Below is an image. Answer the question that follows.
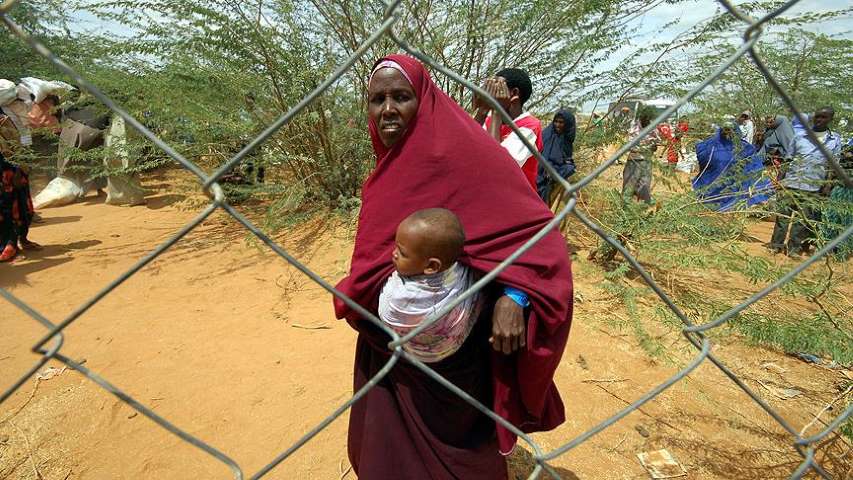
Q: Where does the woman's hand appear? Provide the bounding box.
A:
[490,295,526,354]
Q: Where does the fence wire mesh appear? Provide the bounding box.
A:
[2,0,852,478]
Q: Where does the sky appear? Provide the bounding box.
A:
[625,0,852,61]
[655,0,851,35]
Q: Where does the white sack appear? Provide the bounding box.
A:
[0,79,16,106]
[33,177,86,209]
[18,77,74,103]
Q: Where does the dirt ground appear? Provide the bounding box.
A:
[1,170,851,479]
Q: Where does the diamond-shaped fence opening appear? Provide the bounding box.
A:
[1,0,851,478]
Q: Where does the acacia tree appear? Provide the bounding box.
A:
[683,29,853,125]
[65,0,375,205]
[575,2,852,124]
[52,0,694,206]
[11,0,849,208]
[307,0,685,111]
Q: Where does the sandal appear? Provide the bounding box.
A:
[0,244,17,262]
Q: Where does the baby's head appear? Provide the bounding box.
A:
[392,208,465,277]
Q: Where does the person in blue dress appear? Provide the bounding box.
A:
[693,122,772,212]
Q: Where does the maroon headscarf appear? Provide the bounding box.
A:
[334,54,573,453]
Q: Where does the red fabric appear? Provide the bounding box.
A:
[522,158,537,187]
[673,120,689,165]
[484,114,543,190]
[27,99,59,131]
[334,54,573,454]
[657,123,679,164]
[657,123,673,141]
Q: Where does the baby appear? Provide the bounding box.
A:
[378,208,482,363]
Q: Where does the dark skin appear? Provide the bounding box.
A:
[471,77,528,353]
[477,79,527,353]
[765,115,777,129]
[367,68,420,148]
[491,295,527,354]
[553,116,566,134]
[473,76,522,143]
[392,219,444,277]
[812,109,834,132]
[372,69,526,354]
[813,108,837,194]
[634,116,660,153]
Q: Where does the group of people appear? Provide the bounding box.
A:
[0,78,61,261]
[469,69,578,205]
[615,105,851,259]
[695,108,850,258]
[0,77,147,262]
[334,55,853,478]
[0,53,849,479]
[761,108,849,257]
[692,117,771,212]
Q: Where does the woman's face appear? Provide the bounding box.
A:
[368,68,419,148]
[721,126,733,140]
[552,116,565,134]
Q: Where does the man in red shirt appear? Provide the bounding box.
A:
[474,68,543,190]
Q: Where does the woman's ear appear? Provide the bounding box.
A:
[423,258,443,275]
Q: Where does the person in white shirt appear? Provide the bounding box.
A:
[769,107,843,256]
[737,111,755,145]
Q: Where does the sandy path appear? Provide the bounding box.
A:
[1,173,850,479]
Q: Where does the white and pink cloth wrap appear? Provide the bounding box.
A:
[369,60,414,87]
[378,262,482,363]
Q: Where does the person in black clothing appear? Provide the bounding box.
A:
[240,93,265,184]
[0,152,37,261]
[536,108,576,203]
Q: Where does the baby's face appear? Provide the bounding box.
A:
[392,220,432,277]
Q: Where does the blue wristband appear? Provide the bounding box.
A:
[503,286,530,308]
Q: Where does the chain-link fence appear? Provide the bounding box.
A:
[2,0,852,478]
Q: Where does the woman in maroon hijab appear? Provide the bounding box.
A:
[334,54,573,479]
